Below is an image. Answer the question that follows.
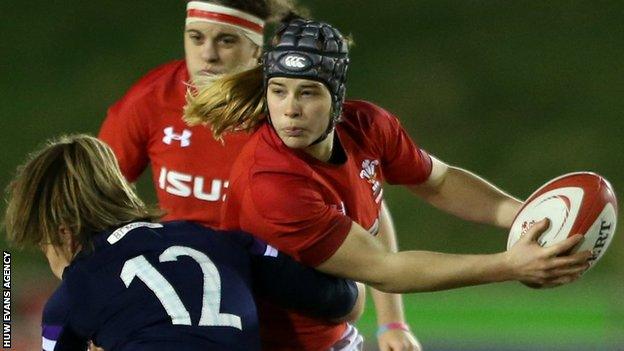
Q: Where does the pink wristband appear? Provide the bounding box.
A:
[376,322,410,338]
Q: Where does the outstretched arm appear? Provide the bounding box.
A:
[317,219,591,293]
[410,163,523,228]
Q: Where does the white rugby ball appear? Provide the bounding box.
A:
[507,172,618,270]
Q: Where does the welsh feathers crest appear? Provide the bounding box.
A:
[359,159,383,203]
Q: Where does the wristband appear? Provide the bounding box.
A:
[376,322,410,338]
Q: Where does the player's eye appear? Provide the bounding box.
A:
[187,32,203,44]
[300,89,318,98]
[270,88,285,96]
[218,35,239,46]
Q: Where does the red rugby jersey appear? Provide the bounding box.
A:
[222,100,434,350]
[99,60,250,227]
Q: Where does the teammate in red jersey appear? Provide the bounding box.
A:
[99,2,421,350]
[98,0,281,227]
[184,18,593,351]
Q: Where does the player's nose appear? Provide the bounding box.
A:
[283,96,301,118]
[200,41,219,63]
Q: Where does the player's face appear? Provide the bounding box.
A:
[184,22,260,86]
[267,77,333,150]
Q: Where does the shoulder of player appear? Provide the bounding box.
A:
[147,221,252,252]
[255,125,315,176]
[42,280,73,324]
[341,99,399,131]
[110,60,187,111]
[231,125,315,181]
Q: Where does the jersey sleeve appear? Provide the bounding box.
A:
[241,172,352,267]
[98,96,150,182]
[372,105,433,185]
[41,281,89,351]
[249,245,358,320]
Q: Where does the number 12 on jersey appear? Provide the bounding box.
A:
[120,245,242,329]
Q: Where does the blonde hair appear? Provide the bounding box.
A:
[183,28,354,140]
[184,66,266,139]
[3,134,161,249]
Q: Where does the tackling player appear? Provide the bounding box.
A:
[99,1,420,349]
[3,135,361,351]
[184,18,593,350]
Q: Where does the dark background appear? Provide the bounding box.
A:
[1,1,622,350]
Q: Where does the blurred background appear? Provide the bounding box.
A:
[1,1,622,350]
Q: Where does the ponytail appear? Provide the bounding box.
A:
[183,66,266,139]
[267,1,309,24]
[182,1,312,139]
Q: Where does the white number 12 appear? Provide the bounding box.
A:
[120,245,242,330]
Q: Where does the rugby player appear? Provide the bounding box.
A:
[99,2,420,349]
[184,18,593,351]
[3,135,361,351]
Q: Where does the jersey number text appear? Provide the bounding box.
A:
[120,245,242,329]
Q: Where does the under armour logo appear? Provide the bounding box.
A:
[280,54,311,71]
[162,126,192,147]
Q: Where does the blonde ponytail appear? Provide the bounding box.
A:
[184,66,266,140]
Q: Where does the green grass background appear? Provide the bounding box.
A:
[1,1,622,349]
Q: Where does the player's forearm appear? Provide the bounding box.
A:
[369,201,406,324]
[251,252,359,320]
[369,288,406,324]
[370,250,511,293]
[316,223,521,293]
[319,220,588,294]
[319,222,513,294]
[410,166,522,228]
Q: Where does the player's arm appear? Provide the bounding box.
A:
[250,247,364,322]
[408,159,523,228]
[43,325,90,351]
[316,219,591,293]
[372,105,521,229]
[368,202,422,349]
[42,283,90,351]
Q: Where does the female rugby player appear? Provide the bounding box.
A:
[184,18,592,351]
[99,2,420,349]
[3,135,361,351]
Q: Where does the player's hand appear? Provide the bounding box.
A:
[377,329,422,351]
[505,219,591,288]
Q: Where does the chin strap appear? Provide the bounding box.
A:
[307,114,337,147]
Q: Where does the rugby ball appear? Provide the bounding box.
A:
[507,172,618,270]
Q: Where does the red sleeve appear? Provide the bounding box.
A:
[240,172,352,267]
[373,106,433,185]
[98,97,150,182]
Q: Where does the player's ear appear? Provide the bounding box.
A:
[58,225,81,257]
[58,224,72,241]
[253,44,262,60]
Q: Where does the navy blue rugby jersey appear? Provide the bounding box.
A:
[41,221,357,351]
